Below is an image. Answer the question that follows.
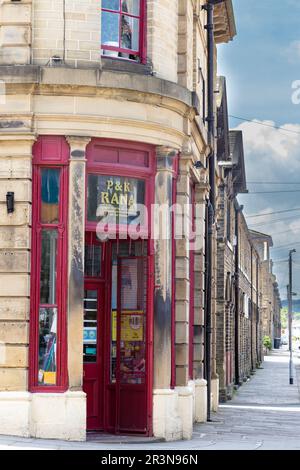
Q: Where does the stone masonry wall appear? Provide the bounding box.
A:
[32,0,101,68]
[0,0,32,65]
[0,137,35,391]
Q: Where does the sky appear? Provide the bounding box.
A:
[217,0,300,300]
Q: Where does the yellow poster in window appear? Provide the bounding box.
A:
[111,310,144,342]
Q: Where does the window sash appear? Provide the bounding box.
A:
[101,0,145,59]
[30,165,68,391]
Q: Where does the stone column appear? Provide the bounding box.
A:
[152,146,182,441]
[153,146,176,389]
[175,153,192,388]
[66,136,91,391]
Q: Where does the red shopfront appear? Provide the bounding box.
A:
[30,137,155,436]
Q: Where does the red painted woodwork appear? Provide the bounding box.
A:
[83,283,105,430]
[85,139,155,239]
[29,136,69,392]
[84,237,153,435]
[101,0,147,64]
[115,256,148,433]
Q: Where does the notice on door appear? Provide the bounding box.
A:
[111,310,144,341]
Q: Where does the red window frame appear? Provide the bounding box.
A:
[29,136,69,392]
[101,0,147,64]
[85,138,155,239]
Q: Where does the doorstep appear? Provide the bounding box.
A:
[87,432,164,445]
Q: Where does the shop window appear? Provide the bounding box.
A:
[101,0,146,62]
[83,290,98,363]
[30,136,69,391]
[87,174,146,226]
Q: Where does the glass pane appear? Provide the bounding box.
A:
[102,0,119,11]
[122,0,140,16]
[119,258,147,384]
[121,16,139,51]
[38,307,57,385]
[41,168,60,224]
[84,244,102,277]
[110,260,117,383]
[40,230,58,305]
[83,290,98,363]
[101,10,120,46]
[87,175,145,225]
[112,240,148,258]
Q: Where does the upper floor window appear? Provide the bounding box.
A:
[101,0,146,62]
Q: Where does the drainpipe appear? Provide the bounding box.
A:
[234,201,241,386]
[256,259,260,364]
[250,246,253,371]
[202,0,215,423]
[203,0,226,421]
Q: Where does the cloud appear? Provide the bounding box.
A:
[235,120,300,182]
[235,119,300,298]
[282,40,300,64]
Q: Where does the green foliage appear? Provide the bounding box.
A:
[281,308,288,329]
[263,336,272,351]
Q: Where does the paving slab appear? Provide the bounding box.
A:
[0,349,299,450]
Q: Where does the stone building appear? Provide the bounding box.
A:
[0,1,237,441]
[215,79,275,401]
[250,231,281,348]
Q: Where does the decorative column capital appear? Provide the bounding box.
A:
[156,145,178,158]
[66,136,91,160]
[195,181,210,202]
[156,146,178,173]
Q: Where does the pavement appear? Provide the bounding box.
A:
[0,348,300,450]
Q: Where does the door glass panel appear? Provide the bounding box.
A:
[41,168,60,224]
[119,258,147,384]
[40,229,58,305]
[110,260,117,383]
[84,244,102,277]
[38,307,57,385]
[83,290,98,363]
[110,242,148,384]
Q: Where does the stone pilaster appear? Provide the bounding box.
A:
[153,145,176,390]
[193,179,209,380]
[66,136,90,390]
[175,151,192,387]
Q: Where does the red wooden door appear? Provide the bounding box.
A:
[83,283,105,431]
[115,256,149,434]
